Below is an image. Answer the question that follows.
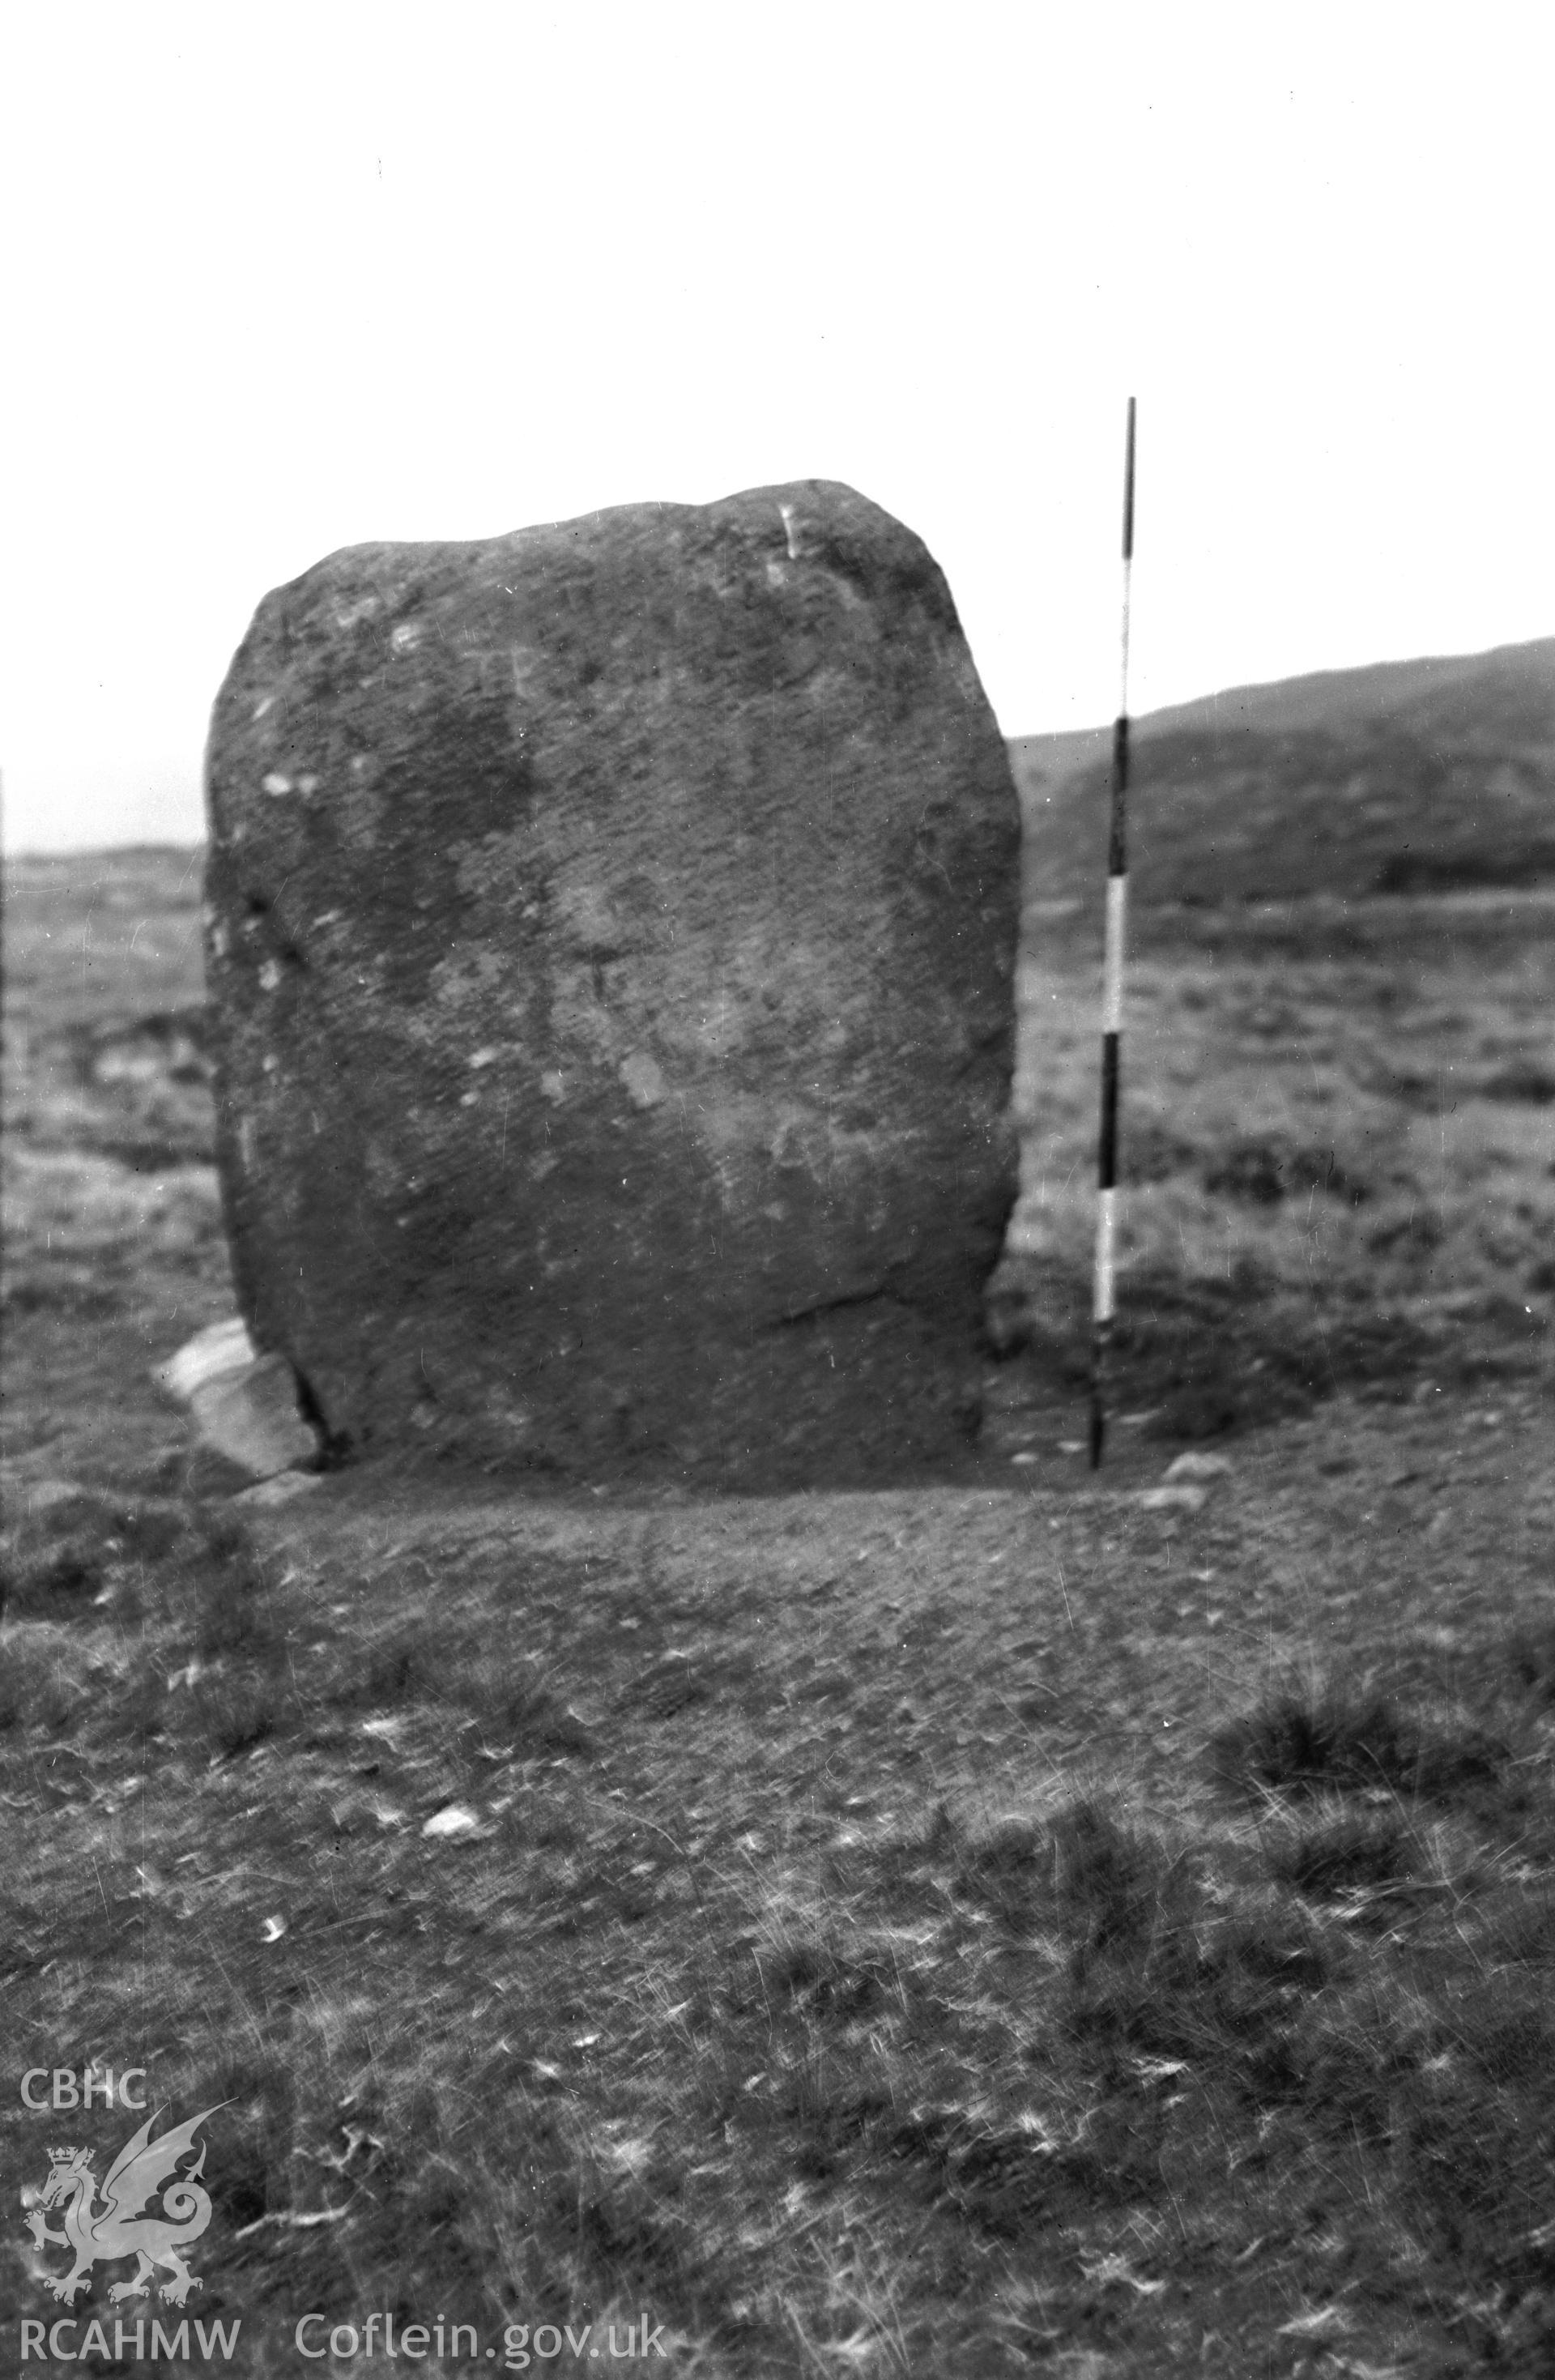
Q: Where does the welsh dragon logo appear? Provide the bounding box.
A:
[25,2105,222,2306]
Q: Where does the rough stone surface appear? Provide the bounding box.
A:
[204,481,1020,1483]
[187,1361,318,1482]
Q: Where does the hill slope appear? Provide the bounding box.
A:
[1010,636,1555,906]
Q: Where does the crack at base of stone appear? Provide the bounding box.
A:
[292,1363,352,1468]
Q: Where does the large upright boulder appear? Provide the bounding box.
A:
[204,481,1019,1484]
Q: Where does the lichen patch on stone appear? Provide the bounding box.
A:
[620,1051,666,1109]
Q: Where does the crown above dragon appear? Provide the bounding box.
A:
[47,2146,93,2169]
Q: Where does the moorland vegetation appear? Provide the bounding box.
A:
[2,643,1553,2374]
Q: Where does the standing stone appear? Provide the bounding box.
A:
[204,481,1019,1484]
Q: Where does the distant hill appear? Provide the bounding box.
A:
[1009,637,1555,906]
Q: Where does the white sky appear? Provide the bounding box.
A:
[2,2,1551,852]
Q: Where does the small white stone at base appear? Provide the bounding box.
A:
[1139,1484,1208,1513]
[234,1472,326,1508]
[1164,1451,1234,1482]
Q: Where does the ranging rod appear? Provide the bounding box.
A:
[1088,396,1136,1470]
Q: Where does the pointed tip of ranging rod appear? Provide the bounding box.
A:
[1122,397,1137,563]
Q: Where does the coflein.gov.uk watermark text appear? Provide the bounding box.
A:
[295,2313,668,2365]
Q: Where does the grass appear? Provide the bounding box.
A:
[991,893,1554,1440]
[4,802,1554,2370]
[1210,1684,1513,1806]
[4,1461,1555,2374]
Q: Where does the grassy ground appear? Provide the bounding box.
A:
[3,842,1553,2375]
[996,892,1553,1443]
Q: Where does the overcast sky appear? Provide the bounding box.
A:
[2,3,1551,852]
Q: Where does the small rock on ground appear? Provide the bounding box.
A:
[1139,1484,1209,1514]
[1163,1452,1235,1482]
[233,1472,326,1510]
[155,1318,320,1485]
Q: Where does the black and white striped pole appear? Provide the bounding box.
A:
[1089,397,1136,1470]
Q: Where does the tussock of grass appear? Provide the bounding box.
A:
[1048,1800,1191,1954]
[1210,1682,1511,1806]
[188,1670,283,1758]
[334,1611,595,1757]
[2,1530,110,1610]
[0,1485,187,1620]
[1204,1137,1370,1208]
[991,1253,1446,1440]
[0,1629,96,1730]
[762,1939,897,2025]
[1267,1808,1414,1896]
[183,1508,274,1649]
